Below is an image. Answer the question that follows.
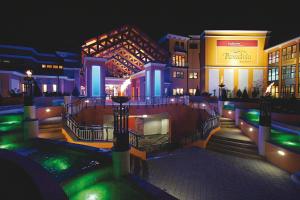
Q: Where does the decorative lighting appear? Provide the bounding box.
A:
[240,122,243,125]
[249,127,253,132]
[26,70,32,77]
[170,98,175,102]
[228,111,232,114]
[85,100,90,103]
[201,103,206,107]
[45,108,51,113]
[142,115,148,118]
[277,150,285,156]
[120,78,131,95]
[87,194,98,200]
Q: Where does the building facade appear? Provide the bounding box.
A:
[0,45,81,97]
[265,37,300,98]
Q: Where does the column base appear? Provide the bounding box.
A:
[23,119,39,139]
[112,150,130,179]
[258,125,270,156]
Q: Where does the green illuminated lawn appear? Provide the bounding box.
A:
[0,114,23,132]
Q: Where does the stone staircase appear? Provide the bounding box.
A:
[207,118,263,160]
[38,117,66,141]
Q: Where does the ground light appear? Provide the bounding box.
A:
[277,150,285,156]
[46,108,51,112]
[228,111,232,115]
[142,115,148,118]
[240,122,243,125]
[249,128,253,132]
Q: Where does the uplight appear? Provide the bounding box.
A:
[202,103,206,107]
[249,127,253,132]
[142,115,148,118]
[170,98,175,102]
[228,111,232,114]
[85,100,90,103]
[277,150,285,156]
[240,122,243,125]
[45,108,51,113]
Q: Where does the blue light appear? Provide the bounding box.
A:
[146,70,151,97]
[92,65,101,97]
[154,70,161,97]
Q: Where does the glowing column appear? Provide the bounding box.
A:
[258,97,271,156]
[84,57,106,98]
[144,63,165,102]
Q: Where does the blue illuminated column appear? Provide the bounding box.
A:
[84,57,106,97]
[144,63,165,100]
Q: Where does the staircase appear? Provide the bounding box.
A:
[207,118,263,160]
[39,117,66,141]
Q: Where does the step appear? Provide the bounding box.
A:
[39,124,62,129]
[212,135,254,145]
[209,137,257,149]
[220,125,236,128]
[207,141,258,155]
[207,145,264,160]
[220,121,235,124]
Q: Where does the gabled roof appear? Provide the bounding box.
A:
[82,25,168,77]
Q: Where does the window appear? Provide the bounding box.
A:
[292,45,297,59]
[271,85,279,98]
[22,84,25,92]
[59,65,63,69]
[43,84,47,93]
[53,84,57,92]
[283,45,297,61]
[53,65,58,69]
[282,84,295,96]
[173,88,183,95]
[46,65,52,69]
[282,65,296,80]
[173,71,184,78]
[172,54,185,67]
[189,88,196,95]
[268,51,279,64]
[42,64,46,68]
[282,48,287,61]
[180,42,184,48]
[268,67,278,81]
[189,43,198,49]
[189,72,198,79]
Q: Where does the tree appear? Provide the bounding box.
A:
[236,89,242,98]
[195,86,201,96]
[72,86,80,97]
[33,80,42,97]
[242,89,249,99]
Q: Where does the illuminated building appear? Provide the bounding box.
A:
[199,30,270,97]
[265,37,300,98]
[0,45,81,97]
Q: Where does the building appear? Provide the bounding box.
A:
[265,37,300,98]
[200,30,270,97]
[0,45,81,97]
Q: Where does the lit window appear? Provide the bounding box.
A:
[173,71,184,78]
[189,72,198,79]
[53,65,58,69]
[173,88,183,95]
[46,65,52,68]
[42,64,46,68]
[53,84,57,92]
[189,88,196,95]
[22,84,25,92]
[172,54,185,67]
[43,84,47,92]
[59,65,63,69]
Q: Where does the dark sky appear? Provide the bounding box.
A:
[1,0,299,53]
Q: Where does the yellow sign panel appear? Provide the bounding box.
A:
[216,40,258,66]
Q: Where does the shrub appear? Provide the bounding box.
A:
[236,89,242,98]
[242,89,249,99]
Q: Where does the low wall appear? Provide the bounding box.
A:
[186,127,221,149]
[36,106,63,121]
[271,112,300,125]
[239,119,258,144]
[222,110,235,120]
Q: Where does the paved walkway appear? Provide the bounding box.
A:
[214,128,251,142]
[146,148,300,200]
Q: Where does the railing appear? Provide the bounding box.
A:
[66,116,113,141]
[65,96,190,116]
[182,115,220,145]
[129,130,144,149]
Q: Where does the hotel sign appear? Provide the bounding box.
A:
[216,40,258,66]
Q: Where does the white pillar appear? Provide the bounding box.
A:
[218,100,224,116]
[23,105,39,139]
[112,150,130,179]
[258,125,270,156]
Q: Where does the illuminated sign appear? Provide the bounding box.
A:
[216,40,258,66]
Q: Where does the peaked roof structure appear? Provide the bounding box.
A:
[82,25,168,77]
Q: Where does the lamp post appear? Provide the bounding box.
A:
[111,96,130,178]
[23,70,39,139]
[217,82,225,116]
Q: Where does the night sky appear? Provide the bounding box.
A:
[1,0,299,53]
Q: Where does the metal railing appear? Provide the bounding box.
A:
[66,116,113,141]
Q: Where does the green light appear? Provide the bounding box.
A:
[0,114,23,132]
[41,156,71,172]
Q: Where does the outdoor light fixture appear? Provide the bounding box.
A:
[85,100,89,103]
[249,127,253,132]
[202,103,206,107]
[46,108,51,112]
[228,111,232,114]
[142,114,148,118]
[240,122,243,125]
[170,98,175,102]
[26,70,32,78]
[277,150,285,156]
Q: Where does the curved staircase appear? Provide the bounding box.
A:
[207,118,263,160]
